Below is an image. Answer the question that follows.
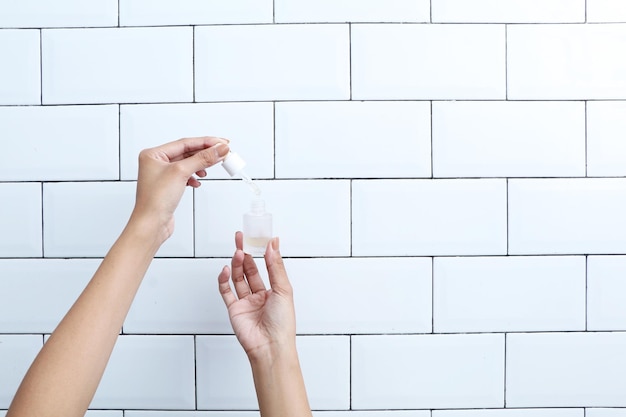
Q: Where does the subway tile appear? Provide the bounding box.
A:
[507,332,626,407]
[432,0,585,22]
[0,259,98,333]
[120,103,273,180]
[587,101,626,177]
[85,412,123,417]
[587,410,626,417]
[120,0,272,25]
[196,336,350,410]
[316,413,430,417]
[0,0,117,27]
[508,24,626,99]
[89,335,195,409]
[0,105,119,181]
[42,27,193,104]
[433,256,586,333]
[434,410,583,417]
[285,257,432,334]
[0,29,40,105]
[0,335,42,408]
[195,180,351,257]
[124,259,233,334]
[0,183,42,257]
[195,25,350,101]
[274,0,430,23]
[43,182,193,257]
[352,334,504,409]
[432,101,585,177]
[587,256,626,331]
[352,179,507,256]
[508,179,626,255]
[275,101,431,178]
[351,24,505,100]
[587,0,626,22]
[127,413,259,417]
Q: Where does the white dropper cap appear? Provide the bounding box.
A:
[222,152,246,177]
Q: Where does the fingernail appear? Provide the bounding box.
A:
[271,237,280,251]
[214,143,229,158]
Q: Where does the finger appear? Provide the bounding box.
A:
[235,231,243,251]
[196,169,207,178]
[177,143,230,176]
[218,265,238,307]
[157,137,229,162]
[231,249,251,299]
[265,237,292,294]
[187,177,201,188]
[243,251,266,293]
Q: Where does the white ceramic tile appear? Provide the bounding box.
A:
[587,101,626,176]
[0,335,42,408]
[127,413,259,417]
[195,25,350,101]
[0,259,98,333]
[275,0,430,23]
[587,410,626,417]
[195,180,351,257]
[432,101,585,177]
[508,24,626,99]
[352,179,507,256]
[508,179,626,255]
[0,0,117,27]
[89,335,195,409]
[196,336,350,410]
[433,256,586,333]
[42,27,193,104]
[0,29,40,105]
[285,257,432,334]
[275,101,431,178]
[43,182,193,257]
[0,183,42,257]
[588,0,626,22]
[85,412,123,417]
[120,102,273,180]
[588,256,626,330]
[432,0,584,22]
[0,105,118,181]
[507,332,626,407]
[351,24,505,100]
[434,410,583,417]
[124,259,233,334]
[120,0,272,25]
[352,334,504,409]
[317,413,430,417]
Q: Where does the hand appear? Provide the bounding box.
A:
[132,136,229,242]
[218,232,296,359]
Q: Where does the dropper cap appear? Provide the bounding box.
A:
[222,152,246,177]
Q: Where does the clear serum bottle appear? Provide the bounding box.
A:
[221,151,273,256]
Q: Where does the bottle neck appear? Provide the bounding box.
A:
[250,198,266,214]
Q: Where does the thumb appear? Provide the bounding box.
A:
[265,237,292,294]
[178,143,230,175]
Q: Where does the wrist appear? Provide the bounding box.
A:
[125,210,172,249]
[247,340,299,369]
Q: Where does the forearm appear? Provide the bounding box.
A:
[7,215,163,417]
[249,345,313,417]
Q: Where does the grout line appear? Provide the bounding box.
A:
[348,23,353,100]
[430,0,433,23]
[272,0,275,23]
[117,0,121,27]
[585,0,588,23]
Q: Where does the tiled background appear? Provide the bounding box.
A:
[1,0,626,416]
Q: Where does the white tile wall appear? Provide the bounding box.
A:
[0,105,119,181]
[507,24,626,99]
[506,332,626,407]
[352,334,504,409]
[275,101,431,178]
[0,183,42,257]
[508,179,626,255]
[432,101,585,178]
[42,27,193,104]
[3,1,626,415]
[434,256,586,333]
[119,0,273,26]
[274,0,430,23]
[194,25,350,102]
[351,24,505,100]
[0,335,43,408]
[587,101,626,177]
[0,29,40,105]
[120,103,274,180]
[431,0,585,23]
[196,336,350,410]
[352,179,507,256]
[0,0,118,28]
[587,256,626,331]
[587,0,626,22]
